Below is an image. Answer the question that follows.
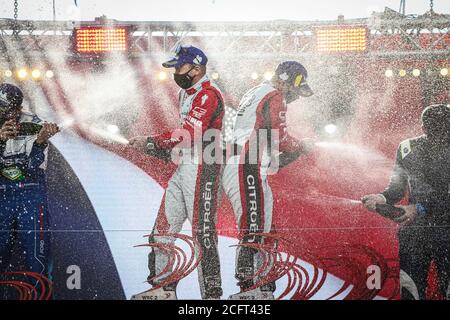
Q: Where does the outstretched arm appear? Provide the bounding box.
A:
[152,89,223,150]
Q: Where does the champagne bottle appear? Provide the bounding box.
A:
[375,204,406,220]
[17,122,43,136]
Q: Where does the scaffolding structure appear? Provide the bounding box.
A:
[0,7,449,61]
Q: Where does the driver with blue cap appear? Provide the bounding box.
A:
[162,45,209,89]
[130,45,225,300]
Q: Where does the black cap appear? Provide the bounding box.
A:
[421,104,450,140]
[0,83,23,113]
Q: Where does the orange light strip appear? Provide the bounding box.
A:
[316,27,367,52]
[75,27,128,53]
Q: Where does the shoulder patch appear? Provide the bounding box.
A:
[19,111,42,124]
[199,87,220,101]
[400,139,412,159]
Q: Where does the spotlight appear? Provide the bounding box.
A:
[211,72,219,80]
[31,69,42,80]
[412,69,421,77]
[440,68,448,76]
[324,124,338,135]
[17,68,28,80]
[263,71,273,81]
[45,70,54,78]
[251,72,259,80]
[398,69,407,77]
[106,124,120,134]
[4,70,12,78]
[385,69,393,77]
[158,71,167,81]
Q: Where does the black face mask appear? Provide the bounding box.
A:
[285,89,301,104]
[285,85,314,104]
[173,66,195,89]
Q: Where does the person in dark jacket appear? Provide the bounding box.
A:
[363,104,450,299]
[0,83,59,299]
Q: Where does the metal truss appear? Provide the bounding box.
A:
[0,7,449,61]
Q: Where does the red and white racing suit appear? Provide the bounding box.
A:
[148,75,224,299]
[222,82,301,291]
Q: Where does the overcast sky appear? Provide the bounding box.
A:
[0,0,449,21]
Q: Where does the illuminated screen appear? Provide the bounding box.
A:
[74,27,128,53]
[316,27,368,52]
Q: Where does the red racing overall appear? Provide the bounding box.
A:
[222,82,302,292]
[148,75,224,299]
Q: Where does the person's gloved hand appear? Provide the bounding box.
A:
[36,122,59,145]
[298,138,317,155]
[0,119,18,142]
[146,136,172,161]
[129,136,149,153]
[277,138,316,170]
[36,122,59,144]
[361,194,386,212]
[393,204,417,225]
[129,135,172,161]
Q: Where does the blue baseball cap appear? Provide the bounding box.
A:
[275,61,313,97]
[162,44,208,68]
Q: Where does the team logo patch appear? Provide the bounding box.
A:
[294,74,303,87]
[400,139,412,159]
[187,115,203,127]
[1,166,25,181]
[194,55,203,64]
[0,92,9,109]
[0,91,8,103]
[192,106,207,118]
[279,72,289,81]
